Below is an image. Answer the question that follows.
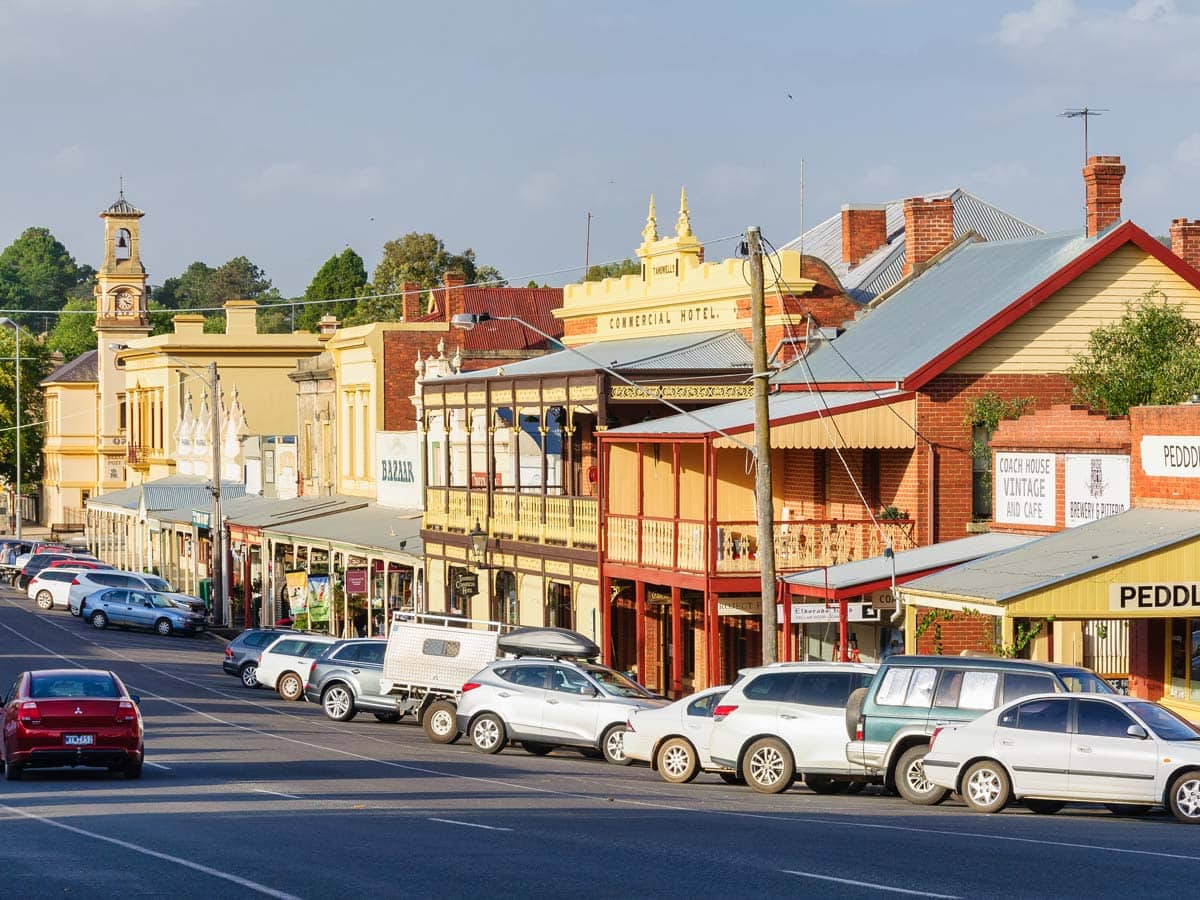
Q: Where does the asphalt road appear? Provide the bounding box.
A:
[1,591,1198,899]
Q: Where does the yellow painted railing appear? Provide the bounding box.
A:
[640,519,675,569]
[425,488,599,550]
[607,516,638,563]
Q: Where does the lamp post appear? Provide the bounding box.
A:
[0,318,22,539]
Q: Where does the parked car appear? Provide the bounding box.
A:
[624,685,737,784]
[304,639,402,722]
[255,634,340,700]
[707,662,877,794]
[923,693,1200,823]
[165,592,208,617]
[15,553,88,589]
[26,567,96,611]
[46,557,110,571]
[70,570,175,617]
[1,668,144,780]
[845,655,1114,806]
[83,589,208,636]
[222,628,297,687]
[457,657,667,763]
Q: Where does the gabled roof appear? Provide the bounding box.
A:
[87,476,248,514]
[775,221,1200,390]
[41,350,98,386]
[420,286,564,351]
[447,330,753,382]
[782,189,1042,303]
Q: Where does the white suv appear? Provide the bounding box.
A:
[256,634,339,700]
[27,567,94,611]
[69,570,174,616]
[709,662,877,794]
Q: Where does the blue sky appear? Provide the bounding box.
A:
[1,0,1198,298]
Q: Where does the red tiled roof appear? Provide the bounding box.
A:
[420,286,564,351]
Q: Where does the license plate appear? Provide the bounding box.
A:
[64,734,94,746]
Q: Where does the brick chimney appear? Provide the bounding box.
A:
[401,281,423,321]
[841,204,888,266]
[1170,218,1200,270]
[1083,155,1125,238]
[442,270,466,323]
[902,197,955,276]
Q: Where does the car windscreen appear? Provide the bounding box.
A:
[148,593,177,609]
[584,665,654,698]
[1129,701,1200,741]
[30,673,119,698]
[144,576,172,592]
[1058,671,1114,694]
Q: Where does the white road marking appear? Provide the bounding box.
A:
[253,788,303,800]
[427,817,512,832]
[144,761,171,770]
[784,870,960,898]
[0,801,302,900]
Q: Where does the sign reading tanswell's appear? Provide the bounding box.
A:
[1110,582,1200,612]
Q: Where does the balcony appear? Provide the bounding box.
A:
[424,487,599,550]
[605,515,915,574]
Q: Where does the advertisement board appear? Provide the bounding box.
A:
[1065,454,1130,527]
[993,452,1056,527]
[376,432,423,509]
[307,575,330,623]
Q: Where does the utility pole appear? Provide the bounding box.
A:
[584,212,593,276]
[747,227,778,664]
[208,361,225,626]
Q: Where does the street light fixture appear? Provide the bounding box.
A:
[468,519,489,568]
[0,317,22,539]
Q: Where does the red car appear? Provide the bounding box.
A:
[1,669,144,781]
[46,558,110,570]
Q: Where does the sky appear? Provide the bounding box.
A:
[2,0,1199,299]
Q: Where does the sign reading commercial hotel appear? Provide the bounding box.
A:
[1110,582,1200,612]
[1064,454,1130,528]
[1140,435,1200,478]
[994,452,1056,527]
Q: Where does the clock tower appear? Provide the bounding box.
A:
[95,190,152,490]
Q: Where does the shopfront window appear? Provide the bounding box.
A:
[1168,619,1200,703]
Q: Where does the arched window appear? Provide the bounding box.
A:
[114,229,132,261]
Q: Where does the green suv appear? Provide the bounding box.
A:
[845,655,1112,805]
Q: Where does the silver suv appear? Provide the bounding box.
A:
[456,658,667,764]
[303,639,401,723]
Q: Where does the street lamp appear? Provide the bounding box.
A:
[110,343,226,625]
[0,318,22,539]
[468,519,489,568]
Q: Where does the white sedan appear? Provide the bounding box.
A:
[923,693,1200,823]
[624,686,738,784]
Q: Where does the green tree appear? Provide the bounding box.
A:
[296,248,368,330]
[1069,289,1200,415]
[0,328,51,486]
[585,258,640,282]
[0,227,91,325]
[153,256,280,331]
[46,297,96,361]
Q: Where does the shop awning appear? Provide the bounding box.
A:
[784,533,1035,600]
[898,509,1200,618]
[262,502,424,566]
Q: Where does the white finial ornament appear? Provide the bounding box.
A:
[676,185,693,238]
[642,194,659,243]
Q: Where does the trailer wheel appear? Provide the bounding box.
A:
[423,700,460,744]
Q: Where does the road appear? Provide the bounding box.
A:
[0,590,1197,899]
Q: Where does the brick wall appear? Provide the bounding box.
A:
[564,316,597,337]
[913,606,996,656]
[1129,404,1200,509]
[1083,155,1125,238]
[903,197,954,276]
[382,331,449,431]
[1171,219,1200,271]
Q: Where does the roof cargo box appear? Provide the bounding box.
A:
[498,627,600,660]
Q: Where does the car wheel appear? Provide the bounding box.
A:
[1024,799,1066,815]
[718,772,745,785]
[1105,803,1151,817]
[423,700,460,744]
[69,605,80,617]
[522,742,555,756]
[124,759,143,780]
[5,761,22,781]
[743,738,795,794]
[239,663,259,688]
[601,724,632,766]
[961,759,1011,814]
[90,611,108,630]
[805,774,851,795]
[470,713,506,754]
[656,737,699,784]
[277,672,304,702]
[155,618,172,637]
[35,590,53,610]
[1169,771,1200,824]
[895,745,948,806]
[321,684,357,722]
[373,711,401,723]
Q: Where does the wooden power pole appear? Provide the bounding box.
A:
[747,227,778,664]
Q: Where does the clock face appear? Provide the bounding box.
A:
[115,292,135,314]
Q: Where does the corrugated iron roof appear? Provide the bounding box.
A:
[103,192,143,216]
[262,502,424,559]
[774,228,1094,386]
[782,189,1043,303]
[783,533,1036,592]
[418,286,564,351]
[41,350,98,386]
[899,508,1200,603]
[87,476,249,513]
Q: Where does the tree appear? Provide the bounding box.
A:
[0,227,91,325]
[1069,289,1200,415]
[46,297,96,361]
[296,248,368,331]
[0,328,51,487]
[153,256,280,331]
[585,258,640,282]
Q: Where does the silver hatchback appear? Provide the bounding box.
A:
[456,658,667,764]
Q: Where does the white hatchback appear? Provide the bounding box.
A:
[923,693,1200,823]
[624,685,736,784]
[709,662,878,794]
[27,567,93,611]
[256,634,339,701]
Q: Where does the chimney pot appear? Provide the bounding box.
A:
[443,270,467,324]
[902,197,955,277]
[401,282,423,321]
[841,204,889,266]
[1083,155,1125,238]
[1171,217,1200,271]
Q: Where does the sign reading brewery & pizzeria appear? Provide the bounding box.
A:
[994,452,1056,527]
[1064,454,1130,527]
[1140,435,1200,478]
[1110,582,1200,612]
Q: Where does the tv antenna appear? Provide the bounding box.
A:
[1059,107,1108,163]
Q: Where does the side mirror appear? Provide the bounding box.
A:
[1127,724,1148,739]
[144,600,154,608]
[585,685,600,697]
[130,694,141,706]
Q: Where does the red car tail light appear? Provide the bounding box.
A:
[461,681,481,693]
[116,700,137,723]
[71,577,80,585]
[712,704,738,721]
[855,718,864,741]
[929,726,943,751]
[224,646,234,658]
[18,701,41,725]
